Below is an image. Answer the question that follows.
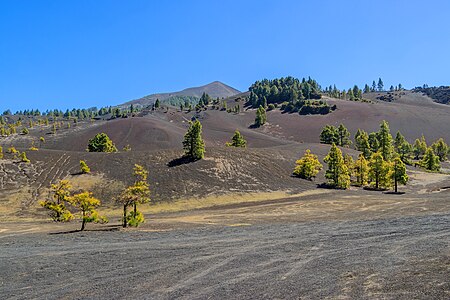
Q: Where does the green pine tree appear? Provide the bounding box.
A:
[320,125,339,145]
[353,154,369,186]
[337,124,352,147]
[431,138,448,162]
[226,130,247,147]
[355,129,371,158]
[391,156,408,193]
[183,120,205,160]
[394,131,412,163]
[324,144,350,189]
[413,135,427,159]
[368,152,392,189]
[377,120,394,161]
[368,132,380,153]
[254,106,266,127]
[420,147,440,171]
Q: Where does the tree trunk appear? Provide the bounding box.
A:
[134,203,137,215]
[81,210,86,231]
[123,204,127,228]
[394,166,398,193]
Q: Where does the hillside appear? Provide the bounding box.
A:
[122,81,241,107]
[412,86,450,105]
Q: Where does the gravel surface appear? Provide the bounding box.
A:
[1,214,449,299]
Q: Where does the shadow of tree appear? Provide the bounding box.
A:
[167,156,196,167]
[48,225,121,235]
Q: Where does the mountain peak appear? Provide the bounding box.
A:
[123,81,241,107]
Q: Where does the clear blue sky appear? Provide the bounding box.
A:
[1,0,449,112]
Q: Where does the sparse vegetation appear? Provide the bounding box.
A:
[20,151,30,163]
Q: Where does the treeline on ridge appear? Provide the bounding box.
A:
[246,76,335,115]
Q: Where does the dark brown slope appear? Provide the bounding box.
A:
[258,93,450,144]
[123,81,241,107]
[32,109,290,152]
[7,89,448,153]
[42,117,186,152]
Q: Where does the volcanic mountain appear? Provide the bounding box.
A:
[122,81,241,107]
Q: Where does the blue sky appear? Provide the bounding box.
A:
[1,0,449,112]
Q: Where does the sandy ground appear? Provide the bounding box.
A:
[1,185,449,299]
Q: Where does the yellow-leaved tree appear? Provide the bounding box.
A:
[69,191,108,231]
[40,180,73,222]
[118,164,150,227]
[293,149,322,180]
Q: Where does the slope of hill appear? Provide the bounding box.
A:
[123,81,241,107]
[412,86,450,105]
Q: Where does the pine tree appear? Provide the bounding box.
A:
[87,133,118,152]
[337,124,352,147]
[183,120,205,160]
[40,180,73,222]
[353,154,369,186]
[344,154,354,180]
[200,92,211,106]
[369,132,380,153]
[355,129,371,158]
[391,156,408,193]
[394,131,412,163]
[226,130,247,147]
[324,143,350,189]
[372,80,376,92]
[293,149,323,180]
[377,120,394,161]
[69,192,108,231]
[368,152,392,189]
[431,138,448,162]
[377,78,384,91]
[80,160,90,174]
[254,106,267,127]
[154,98,160,109]
[413,135,427,159]
[119,164,150,227]
[420,147,440,171]
[320,125,339,145]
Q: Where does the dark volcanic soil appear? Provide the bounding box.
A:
[1,213,449,299]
